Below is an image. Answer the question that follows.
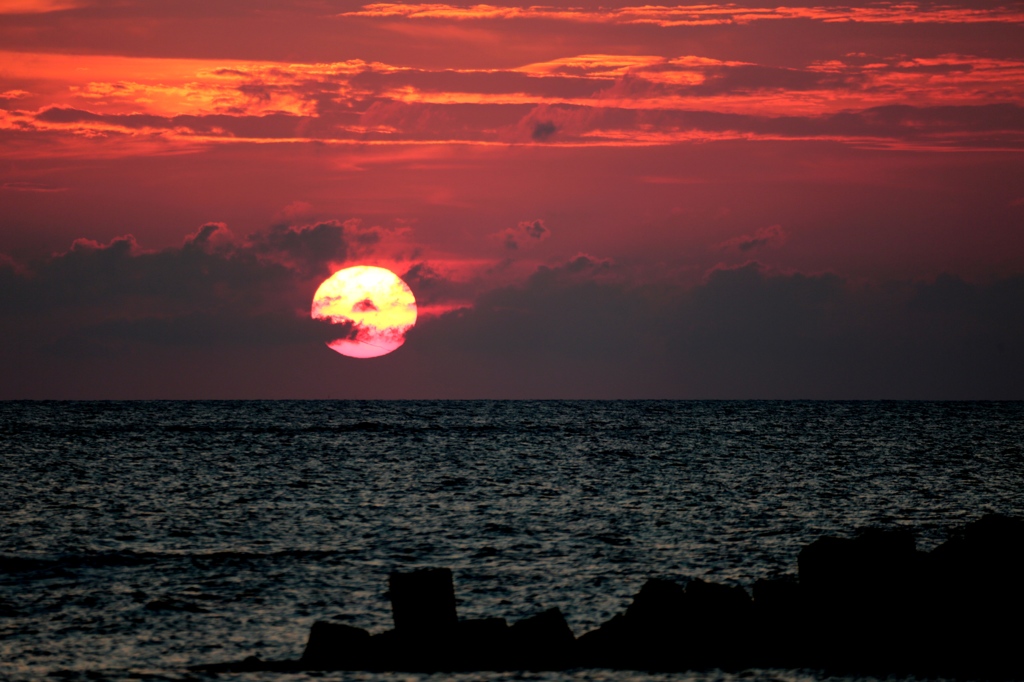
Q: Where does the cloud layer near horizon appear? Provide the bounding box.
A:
[2,227,1021,399]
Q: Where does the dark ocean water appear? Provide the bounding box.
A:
[1,400,1022,682]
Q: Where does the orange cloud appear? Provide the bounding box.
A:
[342,3,1024,26]
[0,51,401,119]
[3,48,1024,155]
[515,55,668,78]
[0,0,81,13]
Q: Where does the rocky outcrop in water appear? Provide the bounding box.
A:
[195,513,1024,678]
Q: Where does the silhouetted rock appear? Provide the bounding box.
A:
[578,578,682,669]
[193,514,1024,679]
[798,527,919,599]
[920,514,1024,679]
[301,621,370,669]
[683,578,753,669]
[364,568,465,671]
[752,575,800,616]
[797,526,925,670]
[388,567,457,634]
[624,577,687,625]
[579,577,752,671]
[508,607,575,669]
[366,618,516,672]
[454,617,509,669]
[931,513,1024,583]
[751,576,803,667]
[586,578,687,666]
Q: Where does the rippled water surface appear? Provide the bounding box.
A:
[1,401,1022,681]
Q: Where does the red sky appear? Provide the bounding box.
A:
[2,0,1023,398]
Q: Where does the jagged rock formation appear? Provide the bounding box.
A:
[194,513,1024,678]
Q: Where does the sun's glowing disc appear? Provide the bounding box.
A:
[311,266,417,358]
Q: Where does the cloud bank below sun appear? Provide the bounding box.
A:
[1,222,1022,399]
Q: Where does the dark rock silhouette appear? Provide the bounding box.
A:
[389,567,457,633]
[508,607,576,669]
[577,576,753,670]
[918,513,1024,680]
[453,617,509,670]
[193,513,1024,678]
[301,621,369,669]
[795,527,924,673]
[280,569,574,672]
[750,575,802,668]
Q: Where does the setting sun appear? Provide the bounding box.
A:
[311,266,417,358]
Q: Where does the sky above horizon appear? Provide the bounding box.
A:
[2,0,1023,398]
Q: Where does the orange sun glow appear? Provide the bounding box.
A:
[311,266,417,358]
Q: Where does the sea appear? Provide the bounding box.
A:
[1,400,1022,682]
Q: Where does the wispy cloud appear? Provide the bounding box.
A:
[1,180,67,192]
[0,0,82,14]
[718,225,788,252]
[3,48,1024,154]
[342,3,1024,26]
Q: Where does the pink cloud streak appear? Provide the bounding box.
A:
[342,3,1024,26]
